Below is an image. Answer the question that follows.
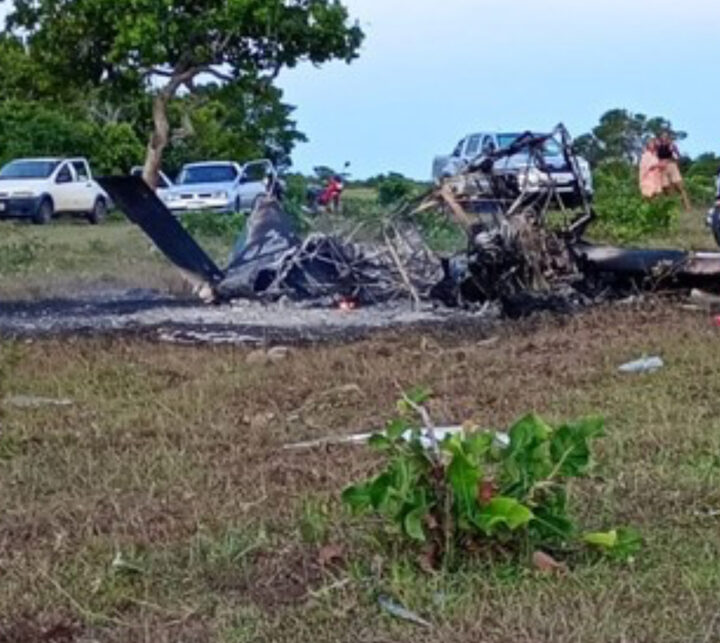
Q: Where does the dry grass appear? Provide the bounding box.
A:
[2,303,720,642]
[0,218,235,300]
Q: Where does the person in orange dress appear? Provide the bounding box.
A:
[639,138,663,199]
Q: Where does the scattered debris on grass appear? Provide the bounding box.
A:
[378,595,432,629]
[246,346,292,365]
[3,395,73,409]
[158,329,262,345]
[618,356,664,374]
[283,425,469,451]
[532,551,568,575]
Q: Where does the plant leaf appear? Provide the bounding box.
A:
[507,414,554,454]
[368,473,394,510]
[549,426,592,477]
[583,530,618,549]
[477,497,534,532]
[549,417,605,477]
[584,527,643,561]
[396,387,432,416]
[403,506,427,543]
[406,387,431,405]
[386,418,408,441]
[342,484,372,513]
[464,432,494,459]
[613,527,643,559]
[448,452,480,523]
[369,434,392,451]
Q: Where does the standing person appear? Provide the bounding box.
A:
[656,132,691,211]
[639,138,663,199]
[320,174,344,214]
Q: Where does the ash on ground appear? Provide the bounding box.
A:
[0,288,496,344]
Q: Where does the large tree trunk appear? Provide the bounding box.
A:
[142,68,198,189]
[142,92,171,190]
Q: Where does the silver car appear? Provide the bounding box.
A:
[164,159,279,214]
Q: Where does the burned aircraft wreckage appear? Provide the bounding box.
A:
[99,125,720,317]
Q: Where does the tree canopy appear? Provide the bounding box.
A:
[4,0,364,185]
[575,109,687,165]
[0,33,307,176]
[574,109,687,166]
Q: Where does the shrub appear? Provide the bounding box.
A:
[684,174,715,207]
[343,391,640,569]
[592,162,678,242]
[179,211,245,242]
[376,173,416,207]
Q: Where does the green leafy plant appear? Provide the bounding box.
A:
[582,527,643,561]
[591,161,678,242]
[180,211,245,243]
[376,173,416,207]
[343,392,639,568]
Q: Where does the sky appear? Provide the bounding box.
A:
[278,0,720,179]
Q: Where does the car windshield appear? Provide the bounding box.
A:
[0,160,59,180]
[178,165,237,185]
[542,139,563,157]
[496,134,523,149]
[496,134,564,158]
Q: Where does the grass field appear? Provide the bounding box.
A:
[0,215,240,300]
[1,207,720,642]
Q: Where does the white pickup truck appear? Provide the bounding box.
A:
[432,131,593,207]
[0,157,109,224]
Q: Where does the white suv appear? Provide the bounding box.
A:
[0,157,109,224]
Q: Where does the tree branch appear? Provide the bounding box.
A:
[141,66,174,80]
[163,66,202,96]
[203,66,235,83]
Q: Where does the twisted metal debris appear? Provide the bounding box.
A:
[100,124,720,316]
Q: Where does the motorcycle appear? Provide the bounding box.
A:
[304,162,350,215]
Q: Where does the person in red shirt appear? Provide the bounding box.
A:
[319,175,344,213]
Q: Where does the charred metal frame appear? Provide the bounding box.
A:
[99,124,720,312]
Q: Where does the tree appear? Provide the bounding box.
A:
[162,81,306,175]
[687,152,720,179]
[0,35,56,101]
[6,0,364,186]
[575,109,687,166]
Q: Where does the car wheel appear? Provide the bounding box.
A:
[33,198,53,225]
[88,198,107,225]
